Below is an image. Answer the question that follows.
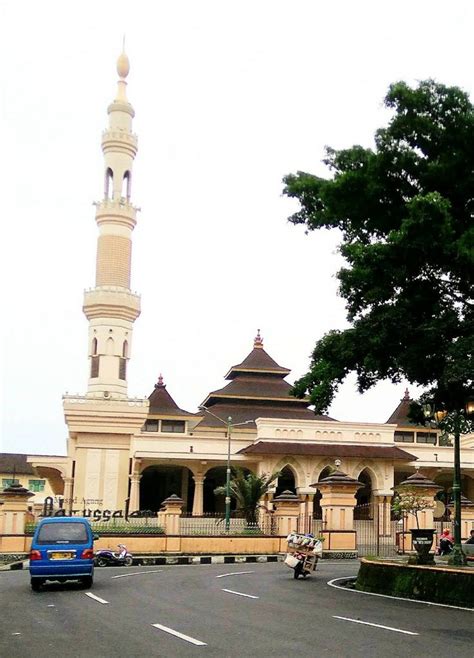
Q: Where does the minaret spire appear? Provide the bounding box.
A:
[82,49,141,398]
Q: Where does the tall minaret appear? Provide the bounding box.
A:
[83,48,141,398]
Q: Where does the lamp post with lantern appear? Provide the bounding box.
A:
[422,398,474,566]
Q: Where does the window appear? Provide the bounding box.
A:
[119,358,127,380]
[90,356,100,378]
[394,431,414,443]
[29,479,45,492]
[144,420,159,432]
[416,432,437,445]
[37,522,88,545]
[1,478,15,490]
[161,420,185,433]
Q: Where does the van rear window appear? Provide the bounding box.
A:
[37,522,89,545]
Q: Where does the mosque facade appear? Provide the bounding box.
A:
[28,52,474,524]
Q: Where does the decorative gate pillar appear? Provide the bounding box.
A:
[448,494,474,540]
[311,466,363,553]
[192,475,205,516]
[158,494,184,535]
[0,481,34,553]
[272,490,301,536]
[394,470,442,551]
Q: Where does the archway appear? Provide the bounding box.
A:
[312,466,333,519]
[354,468,373,520]
[203,466,253,514]
[139,465,194,513]
[275,465,297,496]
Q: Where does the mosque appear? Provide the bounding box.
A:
[25,50,474,523]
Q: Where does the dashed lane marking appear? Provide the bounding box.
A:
[111,570,163,579]
[215,571,255,578]
[152,623,207,646]
[333,616,419,636]
[222,588,259,599]
[85,592,109,605]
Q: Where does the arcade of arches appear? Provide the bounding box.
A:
[136,462,383,518]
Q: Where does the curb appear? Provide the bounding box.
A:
[133,554,283,566]
[0,560,26,571]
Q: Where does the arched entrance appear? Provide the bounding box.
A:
[275,465,297,496]
[140,465,195,513]
[354,468,373,520]
[313,466,333,519]
[203,466,254,514]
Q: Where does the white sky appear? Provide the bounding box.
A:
[2,0,473,456]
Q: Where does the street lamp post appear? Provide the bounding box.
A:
[198,406,252,532]
[423,401,474,567]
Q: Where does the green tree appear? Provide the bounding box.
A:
[215,468,280,525]
[283,80,473,414]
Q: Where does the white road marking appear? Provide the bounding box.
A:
[12,633,21,635]
[85,592,109,605]
[222,588,259,599]
[47,604,55,607]
[216,570,255,578]
[333,616,418,636]
[111,570,162,579]
[152,623,207,646]
[327,577,474,612]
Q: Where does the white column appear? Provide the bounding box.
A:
[129,474,142,512]
[192,476,205,516]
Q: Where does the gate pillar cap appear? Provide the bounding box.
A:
[162,493,184,505]
[273,490,300,503]
[447,493,474,509]
[311,469,363,490]
[1,480,33,498]
[395,471,442,491]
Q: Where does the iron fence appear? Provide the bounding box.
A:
[25,518,165,536]
[179,512,277,536]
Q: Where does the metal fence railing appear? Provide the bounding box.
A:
[179,513,277,536]
[25,518,165,536]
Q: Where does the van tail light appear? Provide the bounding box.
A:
[30,550,41,561]
[81,549,94,559]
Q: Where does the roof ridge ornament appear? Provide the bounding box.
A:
[155,373,164,388]
[254,329,263,349]
[403,387,410,401]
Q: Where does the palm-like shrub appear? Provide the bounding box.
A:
[214,467,281,525]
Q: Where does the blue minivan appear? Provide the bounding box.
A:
[30,517,96,591]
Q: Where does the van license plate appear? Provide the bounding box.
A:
[50,552,73,560]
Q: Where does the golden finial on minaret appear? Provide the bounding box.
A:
[116,36,130,79]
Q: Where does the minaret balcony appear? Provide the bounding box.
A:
[102,130,138,157]
[94,200,138,230]
[83,286,141,322]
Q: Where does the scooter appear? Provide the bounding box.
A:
[95,544,133,567]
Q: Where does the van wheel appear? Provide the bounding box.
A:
[124,556,133,567]
[31,578,43,592]
[81,576,93,589]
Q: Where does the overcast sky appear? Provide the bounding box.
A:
[2,1,473,456]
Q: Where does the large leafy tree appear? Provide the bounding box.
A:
[283,80,473,413]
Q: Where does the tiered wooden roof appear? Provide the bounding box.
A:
[196,331,333,428]
[386,388,420,426]
[148,374,193,417]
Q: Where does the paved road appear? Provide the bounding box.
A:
[1,561,473,657]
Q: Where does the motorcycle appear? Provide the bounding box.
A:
[95,543,133,567]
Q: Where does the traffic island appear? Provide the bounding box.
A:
[356,557,474,608]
